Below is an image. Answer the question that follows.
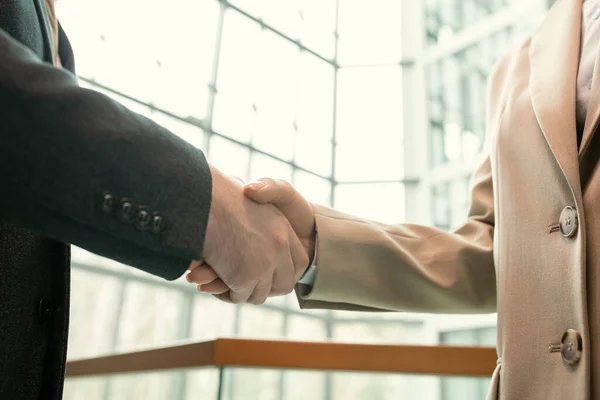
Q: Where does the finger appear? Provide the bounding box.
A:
[187,264,220,285]
[188,260,203,271]
[227,280,257,304]
[246,275,273,305]
[244,178,297,211]
[198,279,229,294]
[213,292,234,303]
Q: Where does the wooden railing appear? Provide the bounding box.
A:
[66,339,497,378]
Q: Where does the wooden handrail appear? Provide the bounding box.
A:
[66,339,497,378]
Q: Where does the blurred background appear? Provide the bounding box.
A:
[56,0,553,399]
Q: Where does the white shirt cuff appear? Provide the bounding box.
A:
[297,234,317,287]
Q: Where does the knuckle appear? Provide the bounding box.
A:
[276,179,291,188]
[271,275,295,296]
[270,284,285,297]
[261,177,277,187]
[250,296,267,305]
[277,180,296,203]
[271,230,288,250]
[282,280,295,295]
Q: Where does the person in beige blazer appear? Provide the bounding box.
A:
[187,0,600,398]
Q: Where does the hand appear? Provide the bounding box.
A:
[188,177,316,296]
[188,166,309,304]
[244,178,316,259]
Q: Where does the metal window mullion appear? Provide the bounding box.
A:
[78,77,335,183]
[324,1,341,399]
[205,1,227,156]
[102,278,129,400]
[172,292,195,400]
[219,0,335,67]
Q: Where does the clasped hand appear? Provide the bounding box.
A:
[186,165,316,304]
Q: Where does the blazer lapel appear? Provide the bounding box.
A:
[33,0,55,64]
[529,0,582,193]
[579,30,600,189]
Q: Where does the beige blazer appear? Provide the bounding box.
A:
[297,0,600,398]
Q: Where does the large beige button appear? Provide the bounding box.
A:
[561,329,583,365]
[559,206,578,237]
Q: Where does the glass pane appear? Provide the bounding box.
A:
[208,135,251,181]
[252,31,300,161]
[295,135,333,177]
[223,368,281,400]
[190,295,236,340]
[330,372,436,400]
[425,0,510,46]
[479,326,498,346]
[57,0,218,119]
[115,282,184,351]
[63,377,107,400]
[228,0,336,59]
[449,177,469,229]
[249,153,294,182]
[336,66,403,181]
[432,182,450,230]
[236,306,285,339]
[184,369,220,400]
[282,370,326,400]
[337,0,403,66]
[231,0,303,40]
[427,28,514,167]
[332,321,410,344]
[228,0,265,18]
[300,0,336,59]
[217,10,265,93]
[441,376,483,400]
[294,51,334,176]
[335,183,404,224]
[287,315,328,341]
[105,372,176,400]
[71,246,126,274]
[68,269,122,359]
[266,293,291,307]
[440,326,497,400]
[216,9,263,142]
[430,123,447,167]
[440,329,477,345]
[212,92,257,144]
[293,171,332,206]
[150,0,218,119]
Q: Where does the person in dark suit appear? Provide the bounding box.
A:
[0,1,310,399]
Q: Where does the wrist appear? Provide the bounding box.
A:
[204,165,226,260]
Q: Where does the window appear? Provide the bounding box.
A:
[425,0,510,46]
[440,327,497,400]
[428,27,513,168]
[56,0,547,399]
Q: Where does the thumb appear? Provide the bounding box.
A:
[244,178,297,210]
[244,178,316,242]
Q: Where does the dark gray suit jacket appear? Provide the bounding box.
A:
[0,1,213,398]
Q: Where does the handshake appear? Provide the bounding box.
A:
[186,165,317,304]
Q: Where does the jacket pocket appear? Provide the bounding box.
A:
[486,359,502,400]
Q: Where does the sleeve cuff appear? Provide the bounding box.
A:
[297,233,318,287]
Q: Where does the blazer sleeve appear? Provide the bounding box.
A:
[296,49,514,314]
[297,154,495,313]
[0,27,212,281]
